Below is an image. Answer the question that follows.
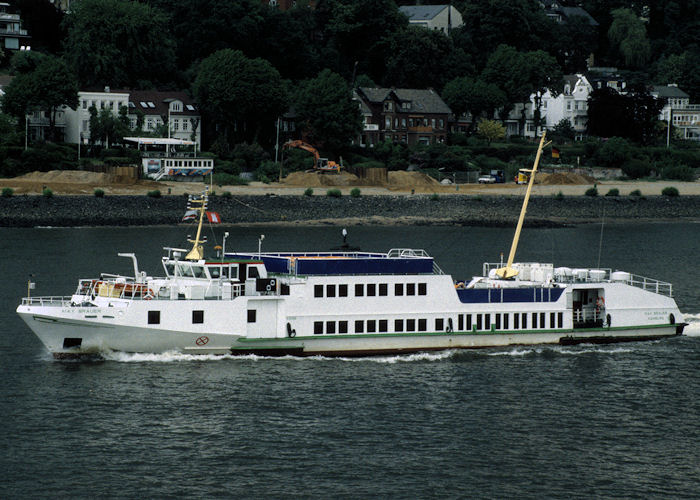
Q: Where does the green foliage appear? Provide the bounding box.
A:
[621,158,653,179]
[221,191,232,198]
[326,188,342,198]
[554,191,564,200]
[304,187,314,197]
[476,119,506,145]
[350,188,361,198]
[88,105,131,147]
[629,189,642,197]
[64,0,176,88]
[552,119,576,141]
[212,172,249,186]
[2,187,13,198]
[292,69,362,154]
[194,50,287,146]
[442,77,506,131]
[587,88,663,145]
[662,186,680,197]
[659,165,695,182]
[94,189,105,198]
[18,143,76,173]
[352,160,385,169]
[585,187,598,197]
[596,137,634,168]
[147,190,161,198]
[255,160,283,183]
[42,187,53,198]
[372,140,408,170]
[1,54,78,142]
[605,188,620,197]
[608,8,650,68]
[430,193,439,201]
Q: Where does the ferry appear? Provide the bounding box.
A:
[17,134,686,358]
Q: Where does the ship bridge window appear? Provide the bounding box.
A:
[221,266,229,278]
[230,265,239,280]
[165,262,175,276]
[209,266,220,279]
[248,266,260,279]
[192,266,204,278]
[178,263,194,277]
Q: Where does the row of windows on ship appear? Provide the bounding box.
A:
[314,282,428,298]
[312,311,565,335]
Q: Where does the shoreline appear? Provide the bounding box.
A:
[2,193,700,228]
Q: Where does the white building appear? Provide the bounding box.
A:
[651,84,700,141]
[63,87,130,144]
[398,5,463,34]
[530,74,593,136]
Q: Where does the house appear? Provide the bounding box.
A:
[587,67,628,94]
[0,2,31,53]
[398,5,463,34]
[127,90,202,145]
[62,87,130,144]
[353,87,451,146]
[60,88,202,146]
[533,74,593,136]
[540,2,598,26]
[651,84,700,141]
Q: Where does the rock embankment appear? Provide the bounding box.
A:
[1,194,699,228]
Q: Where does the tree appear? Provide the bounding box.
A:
[552,119,576,141]
[442,77,506,132]
[608,8,651,68]
[2,54,78,142]
[477,119,505,145]
[550,14,598,73]
[16,0,65,53]
[293,69,362,154]
[382,26,457,89]
[88,105,131,147]
[587,86,663,144]
[193,49,288,149]
[63,0,176,88]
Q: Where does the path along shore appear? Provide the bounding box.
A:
[2,192,700,228]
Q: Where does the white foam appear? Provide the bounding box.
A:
[487,346,633,357]
[682,312,700,337]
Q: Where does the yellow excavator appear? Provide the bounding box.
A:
[282,140,341,173]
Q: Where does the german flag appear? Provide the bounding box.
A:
[552,147,560,159]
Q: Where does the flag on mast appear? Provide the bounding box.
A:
[206,211,222,224]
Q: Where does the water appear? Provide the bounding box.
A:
[2,223,699,498]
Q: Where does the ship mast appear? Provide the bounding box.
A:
[496,132,550,279]
[185,188,208,261]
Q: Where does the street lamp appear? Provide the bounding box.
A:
[258,234,265,258]
[222,232,229,262]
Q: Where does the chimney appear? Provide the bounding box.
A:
[104,86,110,93]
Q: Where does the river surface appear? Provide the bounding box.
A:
[1,223,699,499]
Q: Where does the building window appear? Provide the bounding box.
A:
[395,283,404,296]
[401,118,406,128]
[314,284,323,298]
[192,310,204,324]
[339,321,348,334]
[355,320,364,333]
[82,101,87,109]
[385,116,391,129]
[148,311,160,324]
[339,284,348,297]
[384,101,393,111]
[355,284,364,297]
[247,310,256,323]
[314,321,323,334]
[326,321,336,334]
[173,119,179,132]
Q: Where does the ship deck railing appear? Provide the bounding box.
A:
[481,263,673,297]
[21,296,73,307]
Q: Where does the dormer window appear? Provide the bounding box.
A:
[170,101,182,112]
[384,101,393,111]
[402,102,411,110]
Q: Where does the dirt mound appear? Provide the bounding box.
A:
[538,172,596,185]
[18,170,116,184]
[282,171,360,187]
[388,171,441,187]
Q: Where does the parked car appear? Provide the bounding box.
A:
[478,174,496,184]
